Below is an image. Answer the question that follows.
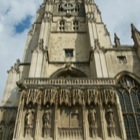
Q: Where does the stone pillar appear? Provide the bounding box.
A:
[88,21,95,48]
[22,30,33,63]
[13,91,25,139]
[99,105,106,140]
[94,50,103,77]
[35,50,44,77]
[99,51,108,78]
[82,105,88,140]
[116,95,127,140]
[35,105,42,139]
[2,60,20,106]
[54,104,58,140]
[29,50,38,77]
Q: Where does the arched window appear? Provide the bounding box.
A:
[117,75,140,140]
[59,20,65,31]
[73,20,79,31]
[75,3,80,12]
[58,3,63,12]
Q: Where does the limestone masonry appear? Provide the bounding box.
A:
[0,0,140,140]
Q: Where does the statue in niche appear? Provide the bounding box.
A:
[88,109,97,138]
[25,110,34,137]
[43,110,52,138]
[43,110,51,128]
[106,105,115,137]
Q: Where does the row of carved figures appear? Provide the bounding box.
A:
[23,105,116,138]
[25,109,52,138]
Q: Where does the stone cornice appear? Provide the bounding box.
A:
[17,78,116,89]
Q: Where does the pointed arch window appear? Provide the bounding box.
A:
[117,75,140,140]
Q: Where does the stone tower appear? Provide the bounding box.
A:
[0,0,140,140]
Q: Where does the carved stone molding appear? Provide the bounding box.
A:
[21,87,117,107]
[87,12,95,22]
[43,12,52,22]
[7,59,20,73]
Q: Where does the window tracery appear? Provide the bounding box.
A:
[59,20,65,31]
[117,75,140,140]
[73,20,79,31]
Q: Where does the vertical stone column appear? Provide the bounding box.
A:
[99,51,108,78]
[2,60,20,106]
[87,13,95,49]
[22,30,33,63]
[29,50,38,77]
[99,104,106,140]
[116,95,127,140]
[35,50,44,77]
[94,50,103,77]
[54,104,58,140]
[13,90,25,139]
[82,105,88,140]
[35,104,42,139]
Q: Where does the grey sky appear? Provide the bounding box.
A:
[0,0,140,101]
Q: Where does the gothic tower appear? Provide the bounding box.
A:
[0,0,140,140]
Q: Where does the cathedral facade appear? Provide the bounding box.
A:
[0,0,140,140]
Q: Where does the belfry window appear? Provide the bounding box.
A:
[58,4,63,12]
[75,3,80,12]
[73,20,79,31]
[117,75,140,140]
[59,20,65,31]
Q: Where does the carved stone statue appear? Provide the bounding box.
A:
[88,109,97,137]
[106,105,115,137]
[43,110,51,128]
[25,110,34,137]
[43,110,51,138]
[38,39,44,50]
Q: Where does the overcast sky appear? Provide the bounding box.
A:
[0,0,140,101]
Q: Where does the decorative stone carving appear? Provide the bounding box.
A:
[106,105,115,137]
[87,12,95,22]
[85,0,92,5]
[43,110,52,138]
[21,87,117,107]
[8,59,20,73]
[43,110,51,128]
[25,109,35,137]
[59,88,71,106]
[38,39,44,51]
[88,109,97,138]
[94,39,100,50]
[65,63,72,71]
[43,12,52,22]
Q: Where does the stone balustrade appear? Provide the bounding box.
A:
[24,78,116,86]
[58,128,83,139]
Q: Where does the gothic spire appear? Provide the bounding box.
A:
[131,23,140,47]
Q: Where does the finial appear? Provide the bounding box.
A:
[131,23,140,47]
[114,33,121,47]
